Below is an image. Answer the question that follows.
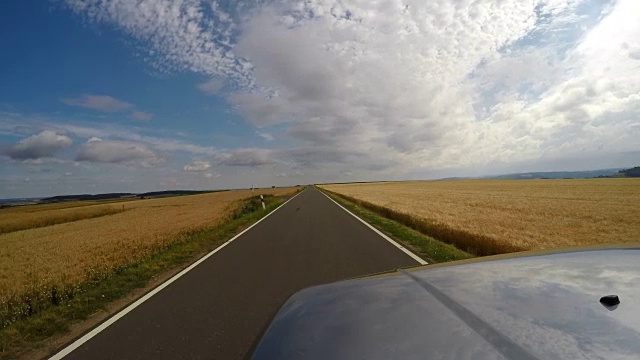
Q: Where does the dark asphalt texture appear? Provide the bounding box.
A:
[57,187,419,360]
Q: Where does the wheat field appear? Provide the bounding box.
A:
[0,202,126,234]
[0,188,296,306]
[321,179,640,252]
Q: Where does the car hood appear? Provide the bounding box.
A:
[252,248,640,359]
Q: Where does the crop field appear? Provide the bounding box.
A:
[321,179,640,255]
[0,188,296,320]
[0,201,126,234]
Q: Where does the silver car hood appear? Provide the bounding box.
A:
[252,248,640,359]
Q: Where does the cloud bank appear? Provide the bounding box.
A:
[131,111,153,121]
[5,130,72,160]
[184,160,211,172]
[217,149,275,167]
[76,137,163,167]
[62,94,133,112]
[62,0,640,178]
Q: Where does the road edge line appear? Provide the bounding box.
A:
[49,188,306,360]
[318,188,428,266]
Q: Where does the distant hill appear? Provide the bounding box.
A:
[598,166,640,177]
[38,190,221,203]
[616,166,640,178]
[0,197,42,205]
[485,168,625,180]
[138,190,225,198]
[40,193,136,203]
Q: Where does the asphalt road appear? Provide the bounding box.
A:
[55,187,420,360]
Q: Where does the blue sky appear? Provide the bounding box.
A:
[1,0,639,197]
[0,2,256,144]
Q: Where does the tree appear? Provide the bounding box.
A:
[618,166,640,177]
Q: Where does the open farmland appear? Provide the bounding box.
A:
[321,179,640,254]
[0,188,297,314]
[0,201,127,234]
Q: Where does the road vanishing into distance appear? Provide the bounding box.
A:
[52,187,421,360]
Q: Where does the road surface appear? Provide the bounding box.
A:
[53,187,420,360]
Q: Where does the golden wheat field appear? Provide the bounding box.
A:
[0,188,296,303]
[321,178,640,252]
[0,201,126,234]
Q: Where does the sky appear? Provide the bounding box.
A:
[1,0,639,197]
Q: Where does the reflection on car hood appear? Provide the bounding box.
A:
[252,248,640,359]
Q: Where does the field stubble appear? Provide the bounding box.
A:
[321,179,640,255]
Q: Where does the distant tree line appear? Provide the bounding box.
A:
[39,190,222,203]
[594,166,640,178]
[618,166,640,177]
[41,193,134,203]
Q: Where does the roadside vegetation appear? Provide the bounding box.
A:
[320,178,640,255]
[323,190,473,263]
[0,188,298,358]
[0,188,297,306]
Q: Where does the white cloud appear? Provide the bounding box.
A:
[471,0,640,165]
[20,157,78,166]
[257,132,274,142]
[63,0,252,86]
[76,138,163,167]
[63,0,640,179]
[34,122,222,157]
[62,94,133,112]
[197,78,225,95]
[4,130,72,160]
[217,148,275,167]
[203,172,219,179]
[276,171,303,178]
[183,160,211,172]
[131,111,153,121]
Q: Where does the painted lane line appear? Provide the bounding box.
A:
[320,189,428,266]
[49,189,306,360]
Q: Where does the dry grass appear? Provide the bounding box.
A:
[0,188,296,314]
[321,179,640,254]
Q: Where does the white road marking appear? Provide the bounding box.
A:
[49,189,306,360]
[319,189,428,266]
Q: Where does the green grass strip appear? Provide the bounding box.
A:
[0,195,288,359]
[321,189,473,264]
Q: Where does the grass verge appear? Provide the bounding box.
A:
[321,189,473,263]
[0,195,289,359]
[321,188,524,257]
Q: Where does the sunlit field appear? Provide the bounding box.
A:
[0,201,127,234]
[321,179,640,254]
[0,188,296,315]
